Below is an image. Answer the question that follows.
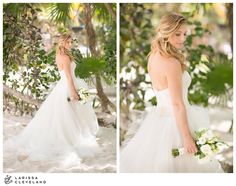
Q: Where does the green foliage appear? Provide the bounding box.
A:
[73,45,116,85]
[120,4,152,68]
[120,3,232,116]
[47,3,117,86]
[3,3,117,115]
[148,96,157,106]
[188,52,233,106]
[72,21,116,85]
[3,4,60,101]
[186,15,233,106]
[92,3,115,23]
[74,56,106,78]
[101,22,116,84]
[48,3,73,25]
[203,55,233,96]
[3,3,42,18]
[120,4,153,111]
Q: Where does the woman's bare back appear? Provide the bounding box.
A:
[147,52,182,92]
[55,54,70,71]
[148,53,168,91]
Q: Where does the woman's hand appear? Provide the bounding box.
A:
[183,135,198,154]
[71,91,81,101]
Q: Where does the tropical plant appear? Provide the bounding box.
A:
[120,3,233,121]
[48,3,116,112]
[185,9,233,107]
[3,3,117,115]
[3,3,60,114]
[120,4,153,115]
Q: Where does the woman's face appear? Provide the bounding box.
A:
[64,38,72,49]
[168,24,187,49]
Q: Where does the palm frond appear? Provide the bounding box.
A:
[202,54,233,107]
[74,56,106,79]
[48,3,73,25]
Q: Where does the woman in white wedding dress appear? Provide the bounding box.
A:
[120,13,223,173]
[4,33,100,165]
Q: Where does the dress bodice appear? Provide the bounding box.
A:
[121,69,223,173]
[153,71,192,112]
[58,62,88,90]
[59,62,76,78]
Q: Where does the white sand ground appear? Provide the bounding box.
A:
[3,113,116,173]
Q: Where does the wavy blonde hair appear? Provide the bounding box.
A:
[56,33,74,61]
[149,13,187,71]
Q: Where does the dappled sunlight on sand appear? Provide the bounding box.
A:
[3,113,116,173]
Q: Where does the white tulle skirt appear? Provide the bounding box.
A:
[120,104,224,173]
[4,75,100,165]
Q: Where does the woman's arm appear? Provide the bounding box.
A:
[166,59,197,154]
[62,55,80,101]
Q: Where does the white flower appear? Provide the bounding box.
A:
[198,127,207,132]
[197,137,207,145]
[203,130,214,140]
[200,144,213,155]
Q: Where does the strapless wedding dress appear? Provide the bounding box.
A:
[4,62,100,164]
[120,71,223,173]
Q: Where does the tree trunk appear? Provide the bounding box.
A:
[84,3,115,113]
[95,74,116,112]
[226,3,233,52]
[104,4,116,21]
[3,84,41,107]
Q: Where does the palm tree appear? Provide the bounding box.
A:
[83,4,116,112]
[48,3,116,113]
[3,3,116,114]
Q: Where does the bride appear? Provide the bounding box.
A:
[4,33,100,164]
[120,13,223,173]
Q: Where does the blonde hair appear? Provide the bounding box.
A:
[56,33,74,61]
[149,13,187,71]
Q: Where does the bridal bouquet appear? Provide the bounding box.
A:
[67,88,90,104]
[172,128,228,162]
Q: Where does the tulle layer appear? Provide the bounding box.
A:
[4,64,100,164]
[120,105,223,173]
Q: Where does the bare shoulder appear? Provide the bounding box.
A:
[57,54,70,63]
[147,53,159,69]
[56,54,71,67]
[148,53,158,64]
[164,57,182,74]
[164,57,180,67]
[148,53,181,73]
